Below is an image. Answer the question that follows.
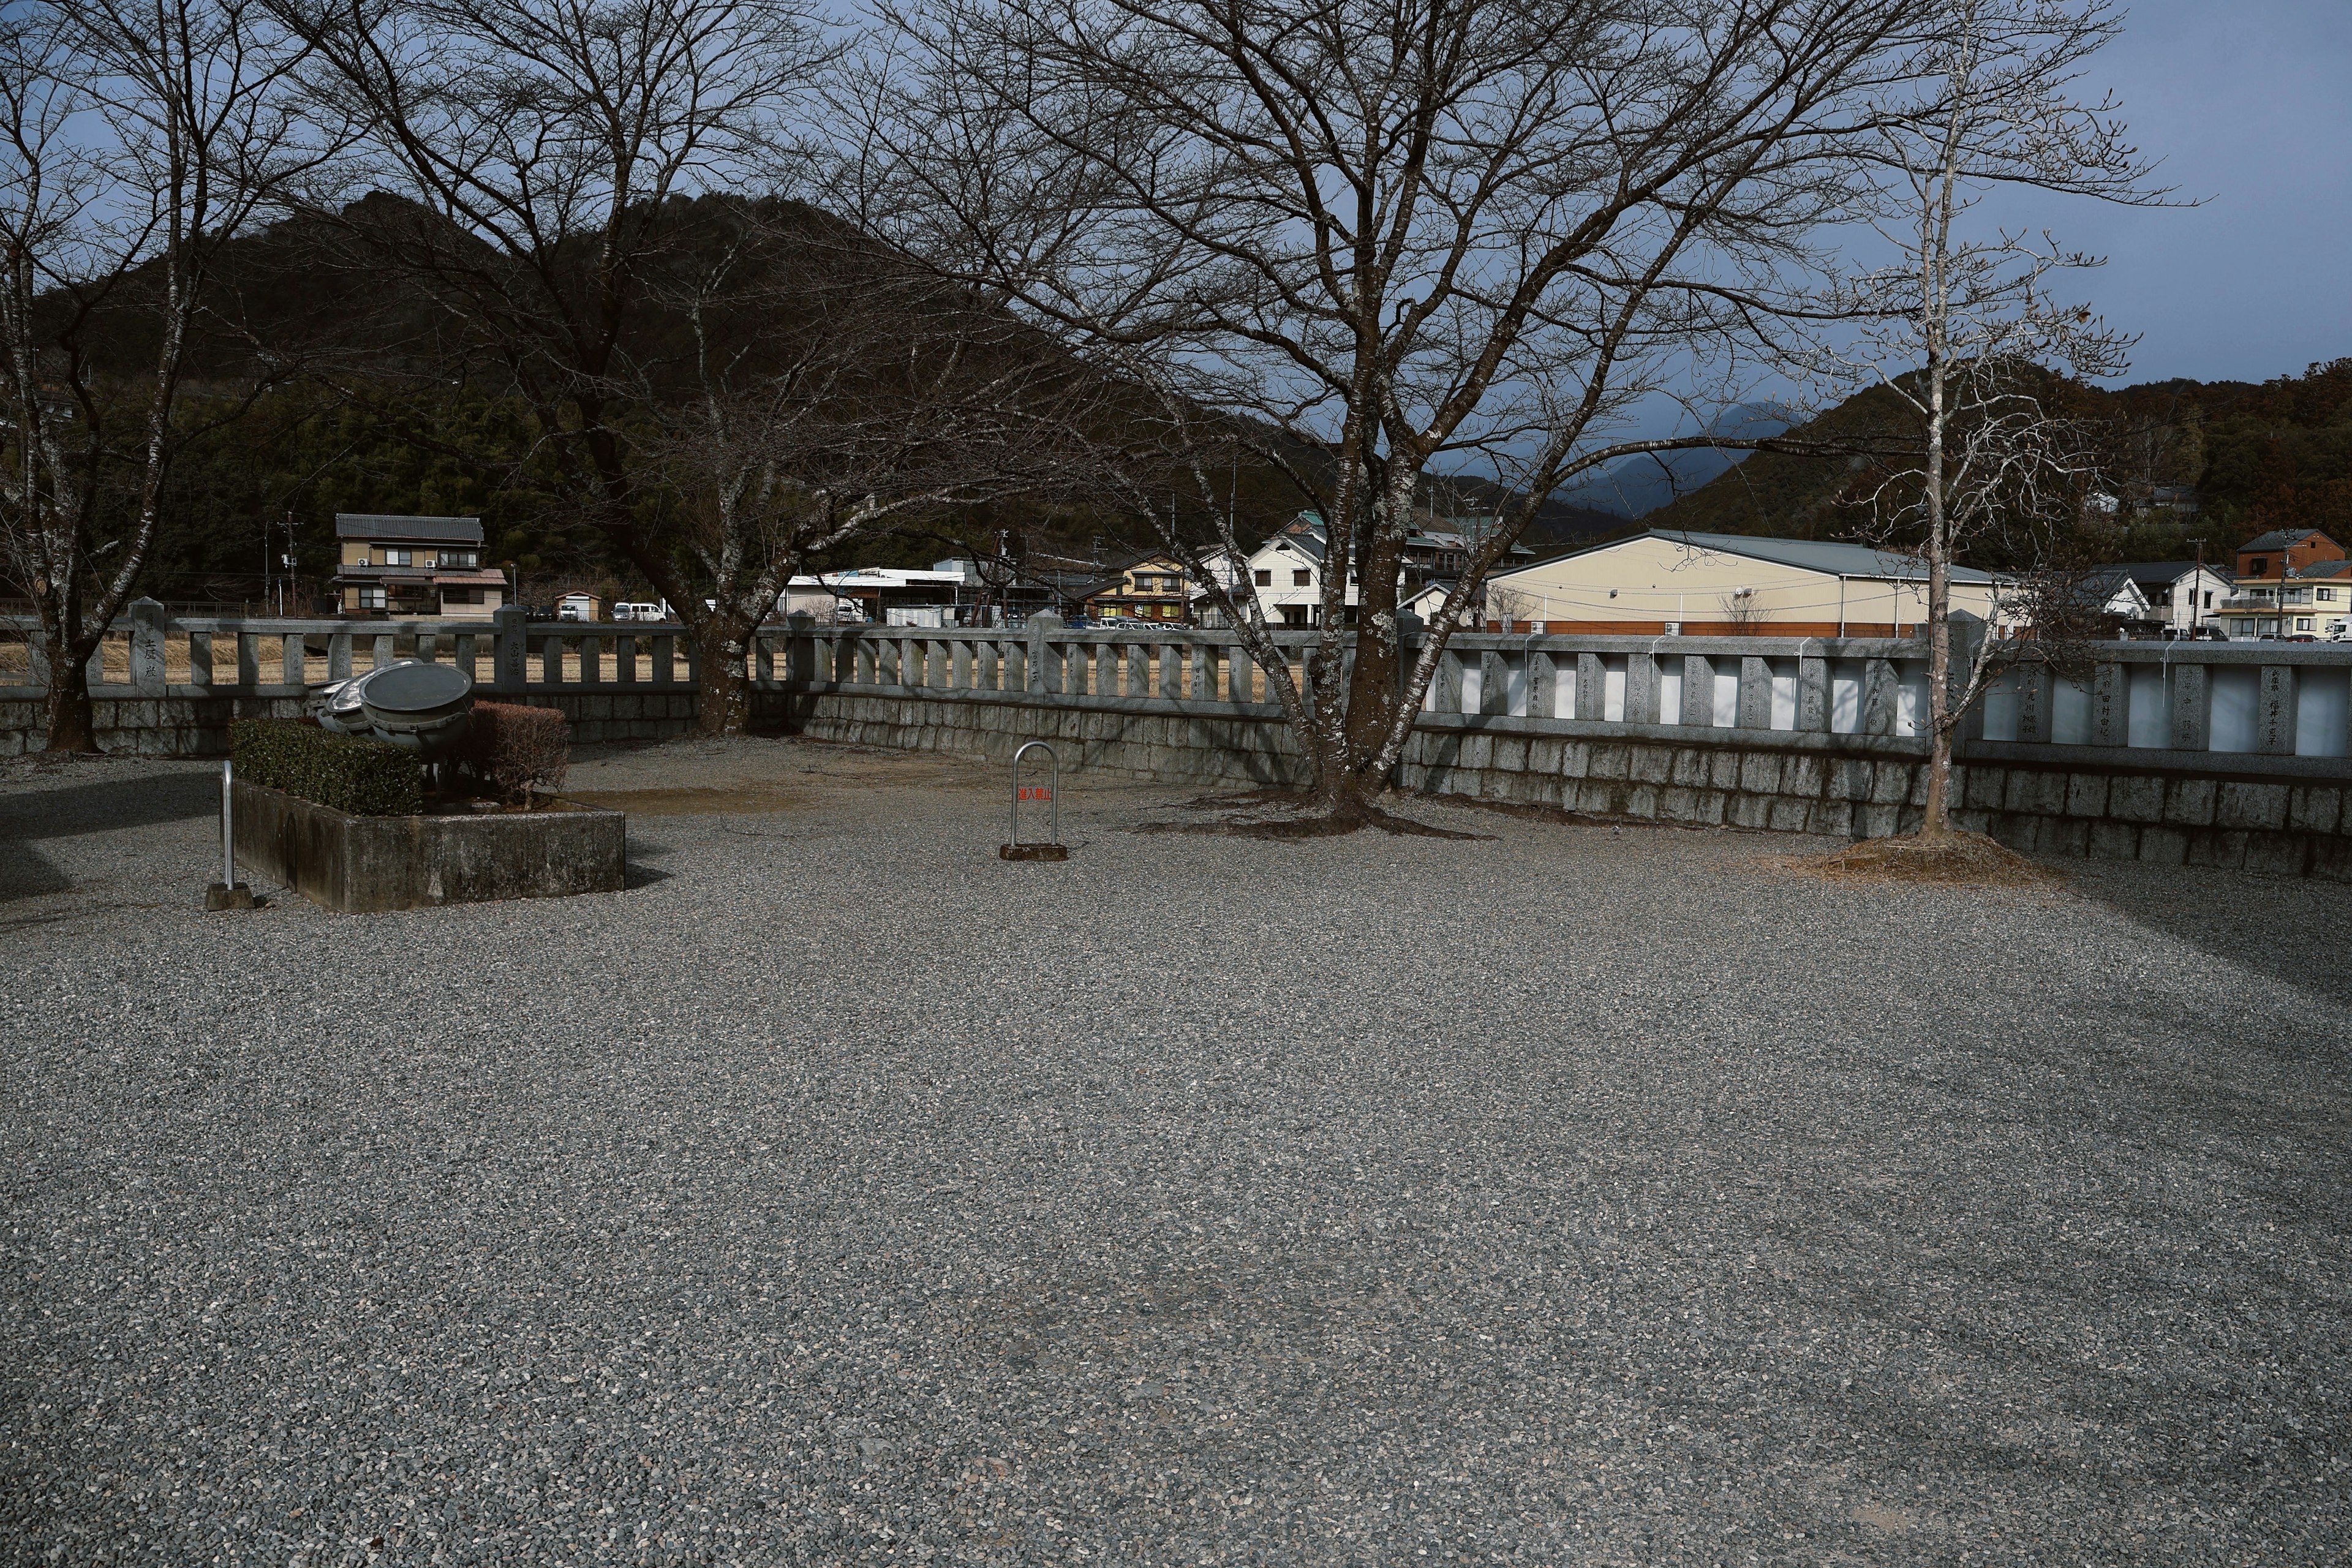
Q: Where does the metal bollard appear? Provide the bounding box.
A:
[205,757,254,910]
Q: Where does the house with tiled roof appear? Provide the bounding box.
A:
[2098,562,2237,636]
[332,514,508,620]
[2214,529,2345,639]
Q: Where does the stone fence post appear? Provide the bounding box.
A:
[492,606,529,694]
[1027,611,1061,695]
[129,598,168,696]
[783,612,815,685]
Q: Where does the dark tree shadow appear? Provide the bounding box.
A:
[0,771,214,905]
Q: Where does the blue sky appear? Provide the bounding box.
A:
[2007,0,2352,386]
[1562,0,2352,472]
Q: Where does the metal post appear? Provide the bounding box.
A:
[206,757,254,909]
[1000,740,1068,861]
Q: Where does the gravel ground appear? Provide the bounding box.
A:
[2,737,2347,1566]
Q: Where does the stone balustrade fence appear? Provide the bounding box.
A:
[6,601,2349,874]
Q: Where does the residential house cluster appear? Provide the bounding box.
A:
[321,507,2347,643]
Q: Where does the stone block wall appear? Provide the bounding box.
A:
[8,680,2346,880]
[778,688,2352,880]
[0,693,310,756]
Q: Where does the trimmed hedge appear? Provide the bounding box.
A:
[456,701,571,805]
[232,718,423,816]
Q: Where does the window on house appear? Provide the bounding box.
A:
[1253,568,1271,586]
[1292,568,1311,586]
[382,547,412,567]
[2321,587,2339,602]
[2203,590,2213,609]
[2297,617,2313,631]
[2250,557,2268,576]
[358,586,386,609]
[440,549,478,568]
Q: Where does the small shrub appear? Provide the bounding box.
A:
[232,718,423,816]
[456,701,571,805]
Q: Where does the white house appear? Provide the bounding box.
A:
[2100,561,2235,635]
[2071,569,2154,628]
[1210,513,1532,628]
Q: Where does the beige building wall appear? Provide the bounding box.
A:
[1487,535,2002,636]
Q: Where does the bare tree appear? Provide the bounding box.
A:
[1822,0,2164,842]
[0,0,317,750]
[1719,587,1768,634]
[857,0,1952,823]
[648,211,1102,731]
[278,0,835,728]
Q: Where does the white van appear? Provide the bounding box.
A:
[614,601,668,622]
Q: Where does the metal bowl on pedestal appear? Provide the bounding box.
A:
[313,660,476,760]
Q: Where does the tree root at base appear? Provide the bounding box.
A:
[1782,829,2062,888]
[1144,788,1490,840]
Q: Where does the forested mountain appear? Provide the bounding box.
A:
[1644,359,2352,564]
[130,194,1619,606]
[97,189,2350,603]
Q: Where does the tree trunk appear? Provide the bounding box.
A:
[1921,720,1954,840]
[694,620,754,736]
[43,658,98,753]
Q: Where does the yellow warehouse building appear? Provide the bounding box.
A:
[1485,529,2010,638]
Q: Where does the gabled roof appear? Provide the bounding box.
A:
[2239,528,2336,554]
[1281,511,1532,563]
[2106,560,2226,586]
[2073,569,2155,610]
[1401,578,1458,607]
[1507,527,2002,584]
[336,513,483,544]
[1256,530,1327,564]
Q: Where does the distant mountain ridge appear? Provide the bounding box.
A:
[1555,402,1794,518]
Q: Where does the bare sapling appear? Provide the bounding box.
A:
[1815,0,2169,859]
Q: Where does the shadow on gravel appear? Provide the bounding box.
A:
[0,770,214,841]
[0,840,71,902]
[2078,868,2352,1007]
[0,771,214,904]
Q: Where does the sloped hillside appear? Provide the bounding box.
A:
[1646,360,2352,562]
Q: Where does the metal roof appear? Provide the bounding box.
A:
[335,513,484,544]
[2105,560,2223,584]
[1515,528,2002,584]
[2239,528,2334,554]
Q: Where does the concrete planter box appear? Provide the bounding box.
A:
[233,780,625,913]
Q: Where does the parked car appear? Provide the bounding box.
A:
[613,601,666,622]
